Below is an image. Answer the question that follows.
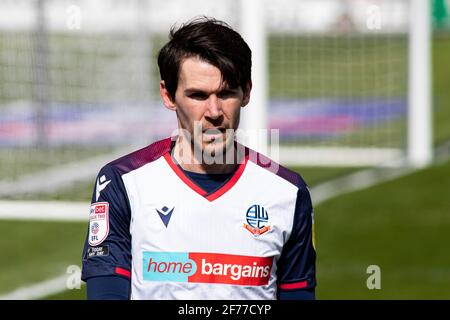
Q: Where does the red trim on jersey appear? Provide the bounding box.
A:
[163,153,208,197]
[115,267,131,279]
[206,153,249,201]
[279,280,308,290]
[163,150,248,201]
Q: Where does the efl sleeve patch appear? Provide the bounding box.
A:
[88,202,110,246]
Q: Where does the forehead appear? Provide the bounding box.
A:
[178,57,226,90]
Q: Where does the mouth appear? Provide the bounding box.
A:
[202,127,227,142]
[202,127,226,134]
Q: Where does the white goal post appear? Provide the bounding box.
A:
[240,0,432,168]
[408,0,433,168]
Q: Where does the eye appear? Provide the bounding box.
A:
[217,90,236,99]
[188,92,208,100]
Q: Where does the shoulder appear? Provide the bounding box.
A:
[243,144,308,191]
[101,137,173,177]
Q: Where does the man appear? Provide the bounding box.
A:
[81,17,316,300]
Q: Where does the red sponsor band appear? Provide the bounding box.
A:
[188,252,273,286]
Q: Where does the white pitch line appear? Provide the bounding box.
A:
[310,165,415,205]
[0,146,134,198]
[0,274,69,300]
[310,141,450,204]
[0,200,88,221]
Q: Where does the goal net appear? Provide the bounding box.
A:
[0,0,430,198]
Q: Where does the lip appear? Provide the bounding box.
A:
[202,127,226,134]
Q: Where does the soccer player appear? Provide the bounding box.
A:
[81,17,316,300]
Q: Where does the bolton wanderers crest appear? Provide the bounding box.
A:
[243,204,270,236]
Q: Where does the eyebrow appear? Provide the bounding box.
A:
[184,87,238,95]
[184,88,207,95]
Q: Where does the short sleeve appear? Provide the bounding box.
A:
[81,164,132,281]
[276,180,316,292]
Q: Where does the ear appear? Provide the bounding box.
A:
[160,80,176,111]
[241,81,252,107]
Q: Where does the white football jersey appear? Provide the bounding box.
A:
[82,137,316,299]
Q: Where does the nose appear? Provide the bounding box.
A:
[205,95,223,120]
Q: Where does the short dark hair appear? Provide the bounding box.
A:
[157,17,252,100]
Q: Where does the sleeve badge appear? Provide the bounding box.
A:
[88,202,110,246]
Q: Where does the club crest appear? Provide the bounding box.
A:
[243,205,270,237]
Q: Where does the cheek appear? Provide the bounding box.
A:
[224,104,242,126]
[176,100,206,128]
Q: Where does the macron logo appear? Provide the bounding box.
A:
[96,175,111,201]
[156,206,175,227]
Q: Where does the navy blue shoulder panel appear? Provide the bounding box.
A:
[108,137,172,175]
[244,143,303,188]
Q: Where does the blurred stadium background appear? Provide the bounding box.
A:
[0,0,449,299]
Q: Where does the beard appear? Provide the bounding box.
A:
[193,128,236,165]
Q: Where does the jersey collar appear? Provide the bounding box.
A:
[163,146,249,202]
